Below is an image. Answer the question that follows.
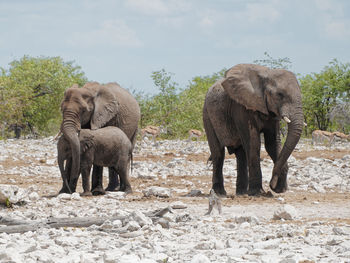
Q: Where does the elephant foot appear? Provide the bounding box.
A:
[92,186,106,196]
[248,187,266,196]
[236,188,248,196]
[80,191,92,197]
[105,185,119,192]
[212,183,227,197]
[270,178,288,193]
[118,185,132,194]
[58,187,71,194]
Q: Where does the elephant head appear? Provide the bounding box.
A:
[60,82,118,191]
[222,64,303,193]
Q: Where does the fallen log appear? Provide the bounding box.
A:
[0,215,127,234]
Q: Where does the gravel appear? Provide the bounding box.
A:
[0,137,349,262]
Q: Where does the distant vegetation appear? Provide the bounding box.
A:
[0,54,349,139]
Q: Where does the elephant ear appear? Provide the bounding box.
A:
[90,86,119,130]
[80,132,94,153]
[221,67,269,115]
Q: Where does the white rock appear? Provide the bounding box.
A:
[106,191,126,199]
[71,192,81,200]
[235,216,260,225]
[28,191,40,201]
[0,184,29,204]
[273,205,298,220]
[143,186,171,198]
[191,253,211,263]
[131,210,153,227]
[57,193,71,201]
[126,221,141,232]
[171,201,187,209]
[157,218,170,229]
[112,220,123,228]
[333,227,348,235]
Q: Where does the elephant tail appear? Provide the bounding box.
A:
[130,152,133,175]
[207,155,213,167]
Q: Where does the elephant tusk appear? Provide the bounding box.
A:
[304,122,307,127]
[53,131,62,141]
[283,116,291,123]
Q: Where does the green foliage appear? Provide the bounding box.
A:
[300,59,350,134]
[254,51,292,70]
[177,69,225,137]
[138,69,179,137]
[137,69,225,139]
[0,56,87,137]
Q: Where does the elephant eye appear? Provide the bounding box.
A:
[277,92,284,99]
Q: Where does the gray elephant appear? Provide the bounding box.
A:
[203,64,303,196]
[59,82,140,195]
[58,127,133,195]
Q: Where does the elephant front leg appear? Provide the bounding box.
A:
[242,128,265,196]
[59,158,72,194]
[211,148,226,196]
[80,163,92,196]
[264,127,288,193]
[91,165,105,195]
[235,146,248,195]
[105,167,120,191]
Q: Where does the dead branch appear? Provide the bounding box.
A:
[0,215,127,234]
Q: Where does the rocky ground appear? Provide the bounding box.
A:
[0,137,349,263]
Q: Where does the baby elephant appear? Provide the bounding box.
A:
[57,126,133,196]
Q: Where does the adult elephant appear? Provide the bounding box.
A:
[59,82,140,195]
[203,64,303,196]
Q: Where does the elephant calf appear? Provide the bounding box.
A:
[57,126,133,196]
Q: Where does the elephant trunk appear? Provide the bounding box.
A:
[270,105,303,192]
[58,149,72,194]
[62,111,81,192]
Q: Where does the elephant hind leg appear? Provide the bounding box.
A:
[115,163,132,194]
[211,147,226,196]
[105,167,120,192]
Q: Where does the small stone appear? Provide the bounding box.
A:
[176,213,192,223]
[273,205,298,220]
[131,210,152,227]
[125,221,141,232]
[187,189,202,197]
[57,193,71,201]
[333,227,347,235]
[71,192,81,200]
[112,220,123,228]
[171,201,187,209]
[191,253,211,263]
[142,186,171,198]
[157,218,170,229]
[28,192,40,201]
[235,216,260,225]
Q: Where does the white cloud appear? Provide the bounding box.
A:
[244,1,281,24]
[125,0,191,16]
[69,19,142,48]
[325,21,350,39]
[313,0,350,39]
[200,16,214,28]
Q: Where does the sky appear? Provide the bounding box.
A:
[1,0,350,94]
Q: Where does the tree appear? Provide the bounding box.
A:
[177,69,226,137]
[0,56,87,137]
[137,69,179,137]
[253,51,292,70]
[300,59,350,133]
